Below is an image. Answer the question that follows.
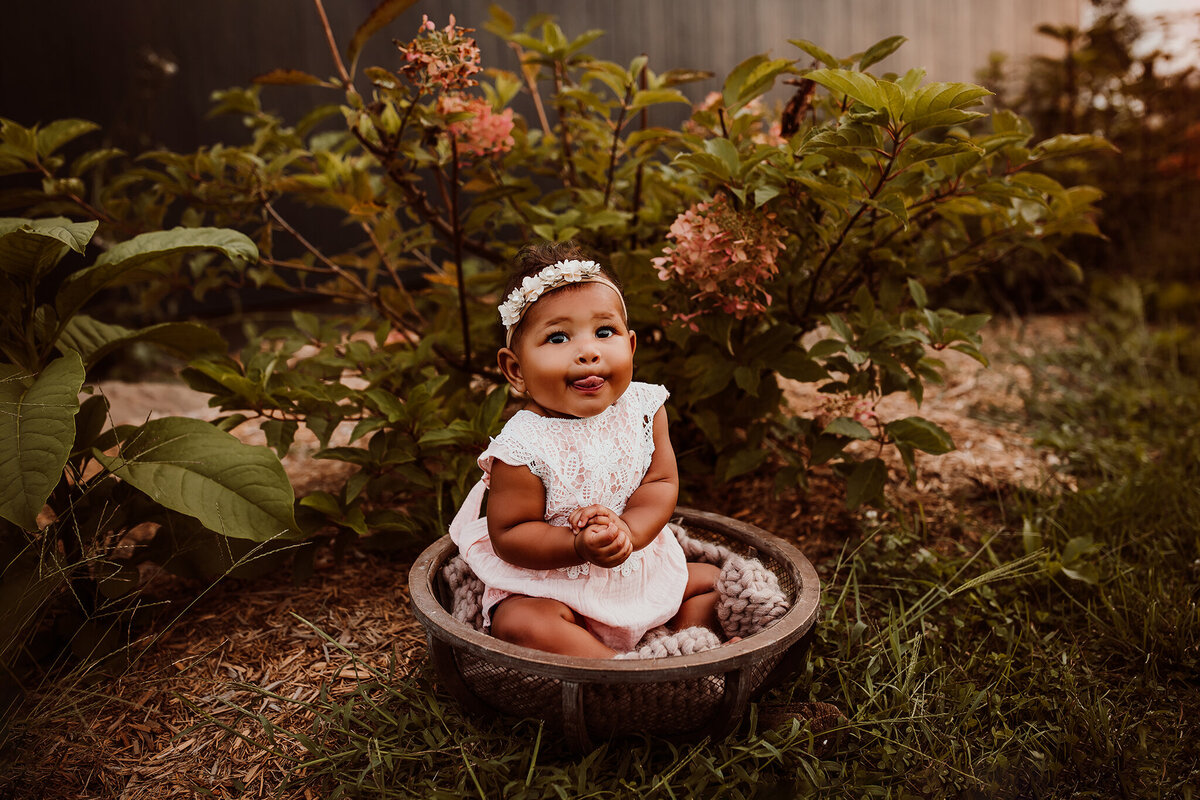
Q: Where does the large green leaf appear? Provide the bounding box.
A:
[0,352,85,530]
[36,119,100,157]
[0,217,97,282]
[846,457,887,509]
[57,315,227,368]
[806,68,886,112]
[886,416,955,454]
[93,417,299,542]
[56,227,257,321]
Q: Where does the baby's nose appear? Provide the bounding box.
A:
[576,345,600,363]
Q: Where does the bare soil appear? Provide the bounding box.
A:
[0,315,1079,800]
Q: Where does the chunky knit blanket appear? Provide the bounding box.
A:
[442,522,790,658]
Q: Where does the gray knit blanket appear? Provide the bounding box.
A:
[441,522,790,658]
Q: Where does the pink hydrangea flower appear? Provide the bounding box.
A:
[397,15,482,93]
[436,94,515,159]
[652,193,787,321]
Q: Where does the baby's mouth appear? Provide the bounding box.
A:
[572,376,606,392]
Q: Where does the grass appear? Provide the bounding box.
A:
[8,287,1200,798]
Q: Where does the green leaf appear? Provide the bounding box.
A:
[907,278,928,309]
[93,417,298,541]
[252,68,335,88]
[720,447,769,481]
[0,353,85,530]
[846,458,887,509]
[36,119,100,157]
[57,227,257,321]
[885,416,955,454]
[348,0,419,76]
[57,316,226,368]
[705,137,741,177]
[789,39,839,68]
[630,89,689,110]
[823,417,873,439]
[901,82,992,133]
[859,35,907,70]
[805,69,885,112]
[1031,133,1116,159]
[0,217,98,281]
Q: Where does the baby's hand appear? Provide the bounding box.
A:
[568,504,618,533]
[574,519,633,569]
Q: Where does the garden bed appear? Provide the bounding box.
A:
[2,316,1073,799]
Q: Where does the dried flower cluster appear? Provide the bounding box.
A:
[652,193,787,322]
[396,14,481,93]
[437,94,515,158]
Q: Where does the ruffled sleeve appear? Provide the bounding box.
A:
[478,412,545,488]
[634,382,669,421]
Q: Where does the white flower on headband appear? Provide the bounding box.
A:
[498,260,602,330]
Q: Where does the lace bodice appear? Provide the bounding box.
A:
[479,382,668,526]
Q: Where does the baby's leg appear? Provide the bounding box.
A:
[490,595,616,658]
[670,562,722,634]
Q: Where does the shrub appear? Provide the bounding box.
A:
[0,217,298,680]
[0,3,1110,547]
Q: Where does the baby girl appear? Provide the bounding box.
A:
[448,242,726,658]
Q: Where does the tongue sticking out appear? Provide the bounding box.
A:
[573,376,605,390]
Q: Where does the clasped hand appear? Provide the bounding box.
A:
[568,505,632,568]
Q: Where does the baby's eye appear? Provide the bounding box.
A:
[596,326,616,339]
[546,331,568,344]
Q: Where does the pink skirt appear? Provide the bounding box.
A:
[448,481,690,651]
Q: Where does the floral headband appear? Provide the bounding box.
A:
[499,259,626,346]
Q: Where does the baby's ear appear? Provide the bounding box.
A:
[497,347,525,393]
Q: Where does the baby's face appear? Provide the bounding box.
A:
[504,282,635,419]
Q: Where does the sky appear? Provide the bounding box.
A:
[1124,0,1200,67]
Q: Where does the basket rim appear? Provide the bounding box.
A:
[408,506,821,684]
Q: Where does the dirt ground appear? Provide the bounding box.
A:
[0,315,1079,800]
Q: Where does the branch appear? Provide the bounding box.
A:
[603,79,636,207]
[263,201,373,300]
[312,0,353,89]
[508,42,552,136]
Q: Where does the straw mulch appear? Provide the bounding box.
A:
[3,548,425,799]
[0,316,1071,799]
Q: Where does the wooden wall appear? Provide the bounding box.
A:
[2,0,1081,150]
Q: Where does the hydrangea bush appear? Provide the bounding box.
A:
[0,2,1111,549]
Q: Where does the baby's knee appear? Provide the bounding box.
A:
[685,561,721,597]
[490,597,576,644]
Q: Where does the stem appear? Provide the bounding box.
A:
[602,80,635,207]
[553,62,578,185]
[312,0,352,88]
[630,64,649,249]
[448,135,472,372]
[359,221,427,326]
[508,42,552,136]
[800,133,901,319]
[264,201,374,300]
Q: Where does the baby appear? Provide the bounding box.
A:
[448,242,724,658]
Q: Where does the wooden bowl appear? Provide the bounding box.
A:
[409,507,821,750]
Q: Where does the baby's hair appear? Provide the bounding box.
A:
[501,241,625,345]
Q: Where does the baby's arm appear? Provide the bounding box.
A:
[487,461,631,570]
[487,461,580,569]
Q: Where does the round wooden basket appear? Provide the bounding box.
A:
[409,507,821,751]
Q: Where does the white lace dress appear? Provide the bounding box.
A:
[448,382,689,651]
